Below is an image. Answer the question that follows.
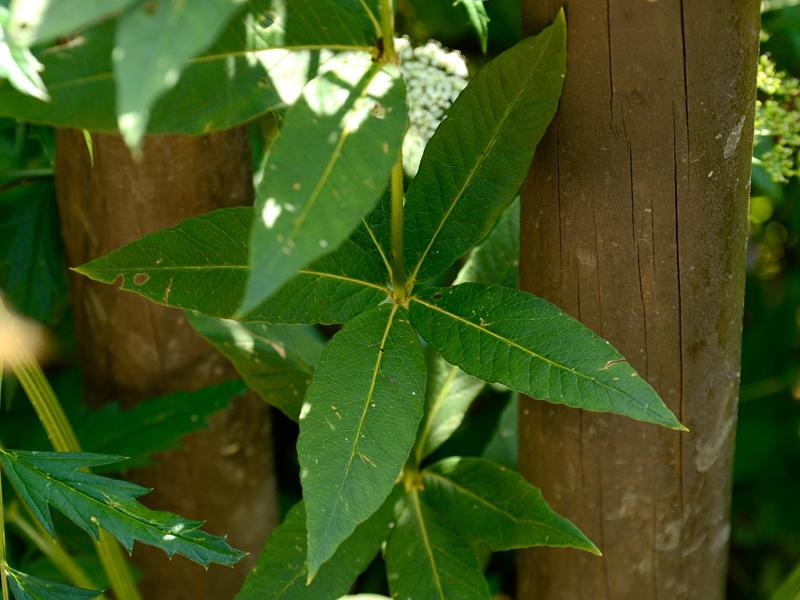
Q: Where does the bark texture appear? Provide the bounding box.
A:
[55,129,277,599]
[517,2,760,599]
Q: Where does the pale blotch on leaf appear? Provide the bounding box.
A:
[261,197,282,228]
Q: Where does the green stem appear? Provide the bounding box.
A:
[0,458,10,600]
[5,503,103,596]
[0,300,141,600]
[389,157,406,300]
[379,0,408,301]
[379,0,397,63]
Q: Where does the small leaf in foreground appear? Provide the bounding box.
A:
[0,449,246,567]
[241,55,406,313]
[113,0,244,147]
[236,495,394,600]
[0,8,48,101]
[4,565,101,600]
[188,315,322,421]
[385,490,490,600]
[422,457,598,553]
[297,304,426,581]
[409,283,684,430]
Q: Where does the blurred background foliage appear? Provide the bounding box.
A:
[0,0,799,597]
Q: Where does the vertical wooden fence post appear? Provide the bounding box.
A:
[517,2,760,598]
[55,129,277,599]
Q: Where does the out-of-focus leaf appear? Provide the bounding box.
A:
[187,314,322,421]
[409,283,683,430]
[113,0,246,148]
[74,207,389,325]
[771,562,800,600]
[481,392,517,468]
[74,380,242,471]
[0,7,48,100]
[236,495,394,600]
[0,0,376,134]
[4,565,100,600]
[0,182,68,326]
[298,305,426,580]
[0,449,247,566]
[454,0,490,53]
[7,0,137,47]
[241,55,405,312]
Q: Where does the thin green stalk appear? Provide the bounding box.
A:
[379,0,408,301]
[389,156,406,300]
[0,300,141,600]
[0,452,10,600]
[5,502,103,596]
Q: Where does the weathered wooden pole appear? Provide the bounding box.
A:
[55,129,277,599]
[517,2,760,598]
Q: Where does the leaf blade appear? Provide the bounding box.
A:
[385,490,490,600]
[187,315,323,421]
[297,304,426,580]
[422,457,598,553]
[404,12,566,284]
[74,206,389,325]
[0,449,246,567]
[409,283,683,429]
[236,495,394,600]
[5,565,101,600]
[241,56,406,312]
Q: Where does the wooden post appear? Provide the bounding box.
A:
[517,2,760,598]
[55,129,277,599]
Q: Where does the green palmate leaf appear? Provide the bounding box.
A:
[0,182,68,327]
[236,495,394,600]
[74,207,389,325]
[0,0,374,133]
[7,0,137,47]
[297,304,426,581]
[113,0,246,147]
[404,12,565,285]
[75,381,242,471]
[455,0,490,53]
[0,449,246,567]
[4,565,100,600]
[385,490,490,600]
[0,8,48,100]
[422,457,598,553]
[241,55,406,313]
[454,197,519,288]
[187,314,322,421]
[414,354,484,464]
[409,283,684,429]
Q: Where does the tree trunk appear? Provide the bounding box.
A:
[54,129,277,599]
[517,2,759,599]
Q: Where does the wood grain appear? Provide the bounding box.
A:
[517,2,760,598]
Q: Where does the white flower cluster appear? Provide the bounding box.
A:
[396,37,468,177]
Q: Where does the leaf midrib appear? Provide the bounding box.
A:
[410,296,669,424]
[410,490,446,599]
[313,304,399,554]
[406,28,556,284]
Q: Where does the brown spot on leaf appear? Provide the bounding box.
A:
[133,273,150,286]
